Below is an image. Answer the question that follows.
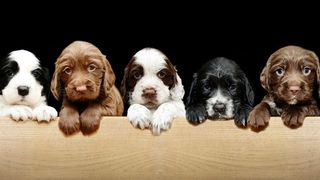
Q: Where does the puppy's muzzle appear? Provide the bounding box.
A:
[142,88,157,100]
[213,102,226,113]
[17,86,30,96]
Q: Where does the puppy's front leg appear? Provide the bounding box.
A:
[80,104,102,135]
[127,104,152,130]
[248,102,271,131]
[59,100,80,135]
[281,106,307,128]
[152,100,185,135]
[186,104,207,125]
[234,104,252,128]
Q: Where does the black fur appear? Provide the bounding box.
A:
[0,56,19,94]
[186,57,254,127]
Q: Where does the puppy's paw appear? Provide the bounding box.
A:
[127,104,151,129]
[151,104,175,135]
[8,105,33,121]
[33,105,58,122]
[80,109,101,135]
[186,106,207,125]
[281,108,305,128]
[234,107,251,128]
[248,106,270,131]
[59,108,80,135]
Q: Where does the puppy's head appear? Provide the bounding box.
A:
[260,45,320,105]
[0,50,50,107]
[187,57,254,119]
[120,48,184,109]
[51,41,115,102]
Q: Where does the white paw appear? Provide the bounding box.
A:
[8,106,33,121]
[33,105,58,122]
[127,104,151,129]
[151,104,174,135]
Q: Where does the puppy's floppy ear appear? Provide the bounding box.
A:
[120,62,130,102]
[50,63,61,101]
[41,67,51,100]
[170,72,184,100]
[186,73,198,106]
[307,50,320,96]
[260,56,273,92]
[242,74,255,106]
[102,55,116,93]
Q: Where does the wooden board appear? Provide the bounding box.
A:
[1,117,320,179]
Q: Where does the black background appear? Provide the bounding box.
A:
[1,4,319,111]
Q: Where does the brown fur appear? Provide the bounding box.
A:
[248,45,320,131]
[51,41,124,135]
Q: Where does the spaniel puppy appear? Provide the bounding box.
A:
[248,45,320,130]
[120,48,185,135]
[51,41,124,135]
[0,50,57,122]
[185,57,254,127]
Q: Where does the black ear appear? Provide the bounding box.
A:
[242,74,254,106]
[186,73,199,106]
[120,65,130,103]
[41,67,51,102]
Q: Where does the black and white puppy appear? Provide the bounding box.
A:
[0,50,57,122]
[186,57,254,127]
[121,48,185,135]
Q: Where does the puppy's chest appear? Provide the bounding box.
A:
[265,100,283,115]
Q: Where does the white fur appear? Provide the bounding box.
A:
[0,50,57,122]
[127,48,185,135]
[206,89,234,119]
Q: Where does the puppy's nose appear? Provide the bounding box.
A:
[289,85,301,95]
[76,85,87,92]
[17,86,29,96]
[142,88,156,99]
[214,103,226,113]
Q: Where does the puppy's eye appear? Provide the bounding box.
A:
[303,67,311,76]
[32,69,42,78]
[229,84,237,91]
[5,69,14,77]
[87,64,97,72]
[133,71,142,80]
[203,84,211,90]
[157,70,167,79]
[63,67,72,75]
[275,68,285,76]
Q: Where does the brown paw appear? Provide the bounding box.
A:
[80,109,101,135]
[281,108,305,128]
[248,105,270,131]
[58,108,80,135]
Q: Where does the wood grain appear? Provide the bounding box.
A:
[1,117,320,179]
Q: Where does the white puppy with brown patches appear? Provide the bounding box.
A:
[121,48,185,135]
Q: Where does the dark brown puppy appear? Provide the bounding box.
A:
[248,45,320,130]
[51,41,123,135]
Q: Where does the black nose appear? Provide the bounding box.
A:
[17,86,29,96]
[213,103,226,113]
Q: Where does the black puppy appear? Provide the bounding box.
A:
[185,57,254,127]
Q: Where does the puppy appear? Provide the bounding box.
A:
[0,50,57,122]
[120,48,185,135]
[51,41,124,135]
[186,57,254,127]
[248,45,320,130]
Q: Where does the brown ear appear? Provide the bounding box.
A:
[308,50,320,96]
[102,55,116,93]
[260,56,273,92]
[50,64,61,101]
[120,57,135,102]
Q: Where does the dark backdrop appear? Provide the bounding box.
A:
[1,5,319,111]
